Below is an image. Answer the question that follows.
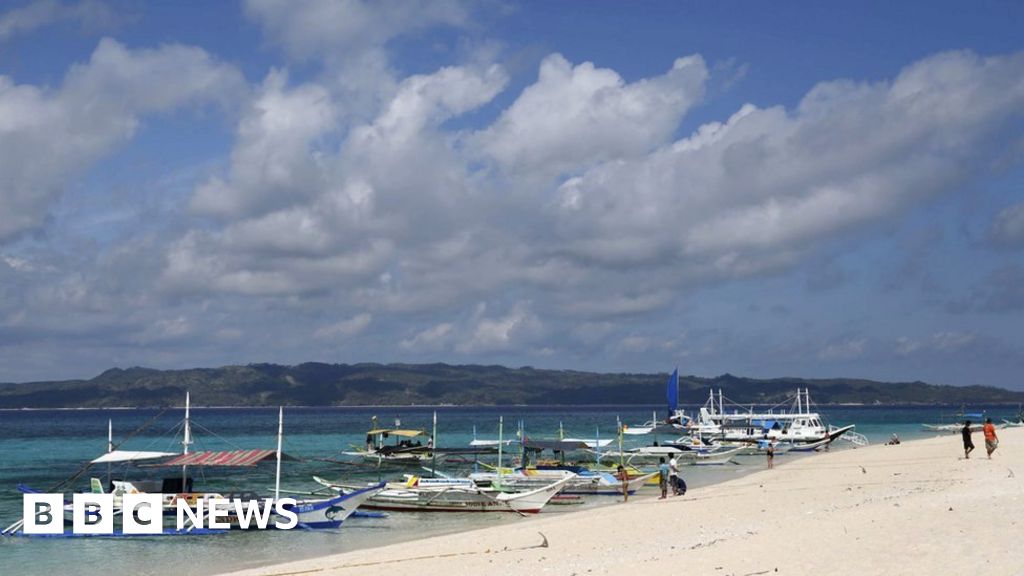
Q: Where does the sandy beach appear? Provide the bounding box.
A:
[224,428,1022,576]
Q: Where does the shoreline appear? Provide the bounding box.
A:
[222,428,1023,576]
[3,402,1023,411]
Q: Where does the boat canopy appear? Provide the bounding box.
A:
[522,439,590,452]
[366,429,427,437]
[90,450,178,464]
[150,449,295,467]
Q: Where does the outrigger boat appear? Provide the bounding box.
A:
[694,388,864,450]
[342,415,498,467]
[1004,406,1024,428]
[314,473,574,513]
[922,407,987,433]
[4,396,385,536]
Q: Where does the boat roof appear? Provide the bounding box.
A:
[366,428,428,437]
[90,450,179,464]
[150,449,296,467]
[523,439,590,452]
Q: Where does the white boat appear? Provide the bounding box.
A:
[694,388,858,449]
[315,474,575,513]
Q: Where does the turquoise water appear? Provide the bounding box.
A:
[0,404,1019,575]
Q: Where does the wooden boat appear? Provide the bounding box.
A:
[314,474,574,513]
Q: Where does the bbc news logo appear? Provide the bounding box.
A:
[23,493,299,534]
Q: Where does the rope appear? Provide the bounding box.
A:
[48,407,171,493]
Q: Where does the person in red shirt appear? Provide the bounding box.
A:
[983,418,999,459]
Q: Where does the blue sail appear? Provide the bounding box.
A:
[666,368,679,414]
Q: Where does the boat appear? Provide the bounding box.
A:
[922,407,986,433]
[314,474,575,513]
[1001,405,1023,428]
[5,396,385,536]
[342,413,498,467]
[694,388,860,449]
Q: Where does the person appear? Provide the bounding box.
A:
[962,421,975,459]
[668,456,681,495]
[767,439,776,469]
[658,457,670,499]
[887,433,901,445]
[983,418,999,459]
[616,465,629,502]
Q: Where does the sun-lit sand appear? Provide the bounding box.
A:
[223,428,1023,576]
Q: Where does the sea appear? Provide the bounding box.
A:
[0,404,1019,576]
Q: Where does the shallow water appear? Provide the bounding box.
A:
[0,404,1017,575]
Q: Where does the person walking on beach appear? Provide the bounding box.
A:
[658,457,670,499]
[616,465,629,502]
[983,418,999,459]
[669,456,681,495]
[962,421,975,459]
[767,439,776,469]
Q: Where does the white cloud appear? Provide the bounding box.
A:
[313,313,372,340]
[0,37,245,242]
[988,201,1024,249]
[399,322,454,352]
[474,54,707,178]
[818,338,866,360]
[553,51,1024,276]
[455,302,543,354]
[243,0,468,61]
[0,0,122,42]
[191,70,337,219]
[895,331,978,356]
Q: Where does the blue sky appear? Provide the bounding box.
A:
[0,0,1022,389]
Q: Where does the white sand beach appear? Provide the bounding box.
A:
[224,428,1022,576]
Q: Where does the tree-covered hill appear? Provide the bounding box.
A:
[1,363,1022,408]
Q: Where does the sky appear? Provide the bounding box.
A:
[1,0,1023,388]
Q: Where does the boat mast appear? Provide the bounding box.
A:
[107,419,113,485]
[431,410,438,477]
[182,391,191,490]
[274,406,283,501]
[497,415,504,484]
[617,415,624,469]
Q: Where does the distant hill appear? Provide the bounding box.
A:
[1,363,1022,408]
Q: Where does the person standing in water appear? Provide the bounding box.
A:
[658,457,670,499]
[983,418,999,459]
[669,456,682,495]
[616,465,629,502]
[962,421,975,459]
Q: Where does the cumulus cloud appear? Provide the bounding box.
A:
[243,0,468,60]
[190,70,338,219]
[0,37,245,243]
[400,322,454,353]
[313,313,372,340]
[553,51,1024,275]
[455,302,543,354]
[473,54,707,178]
[168,61,508,297]
[0,0,122,42]
[988,201,1024,249]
